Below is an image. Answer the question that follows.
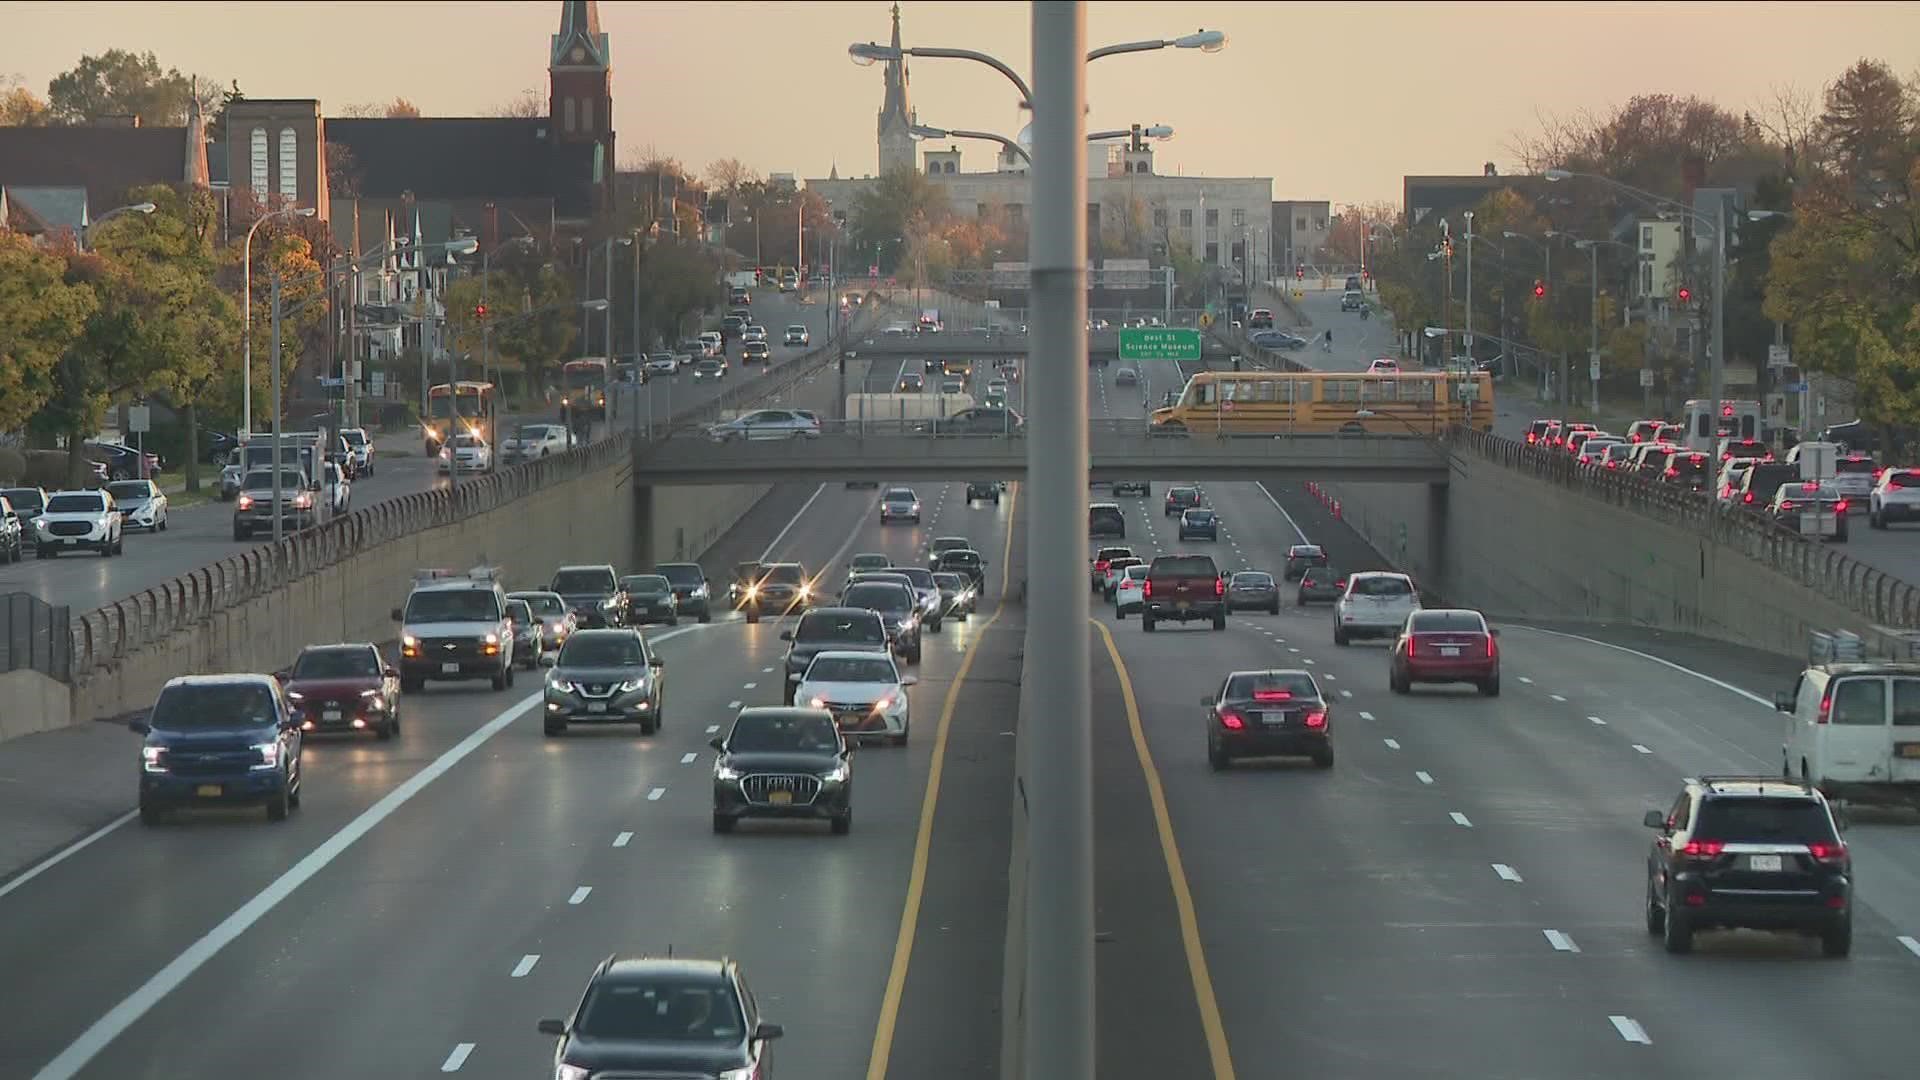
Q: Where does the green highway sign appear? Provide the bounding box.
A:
[1117,327,1203,361]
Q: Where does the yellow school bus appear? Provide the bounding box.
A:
[1148,368,1495,435]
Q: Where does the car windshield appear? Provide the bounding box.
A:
[797,612,886,644]
[1123,565,1148,581]
[729,711,840,754]
[1692,798,1835,844]
[1836,458,1876,475]
[512,593,566,616]
[576,978,745,1042]
[1091,507,1123,524]
[852,555,890,569]
[553,569,616,593]
[1302,567,1345,585]
[1184,510,1214,521]
[1288,546,1323,559]
[1152,555,1216,576]
[1171,489,1198,503]
[941,551,981,567]
[405,590,500,623]
[894,567,935,589]
[513,425,553,441]
[106,482,151,500]
[1351,576,1412,597]
[3,489,44,510]
[1224,672,1319,701]
[807,656,898,683]
[150,682,277,730]
[844,583,912,613]
[506,600,533,624]
[932,538,967,552]
[1231,573,1273,587]
[342,430,368,446]
[292,648,379,679]
[656,564,704,588]
[45,494,106,513]
[1410,611,1485,632]
[621,575,672,595]
[761,564,804,585]
[933,573,963,589]
[243,470,305,490]
[559,634,646,668]
[884,489,916,501]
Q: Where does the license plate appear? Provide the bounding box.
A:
[769,790,793,805]
[1176,600,1190,610]
[1440,647,1460,657]
[322,709,342,721]
[440,662,460,674]
[1262,713,1286,726]
[1899,743,1920,759]
[195,784,223,798]
[587,702,608,714]
[1748,854,1782,872]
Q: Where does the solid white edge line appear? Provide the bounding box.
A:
[510,954,539,978]
[1492,863,1523,882]
[1608,1015,1651,1044]
[757,482,827,562]
[441,1042,477,1071]
[1449,812,1472,827]
[0,809,138,904]
[1543,930,1580,953]
[1898,935,1920,958]
[647,787,666,801]
[1253,481,1311,544]
[1511,625,1775,709]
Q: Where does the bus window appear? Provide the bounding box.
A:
[1395,379,1434,403]
[1324,379,1360,403]
[1359,378,1396,402]
[1188,381,1216,407]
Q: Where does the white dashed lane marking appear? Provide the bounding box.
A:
[647,787,666,801]
[1415,770,1434,784]
[1359,711,1375,721]
[510,954,540,978]
[612,831,632,847]
[762,666,774,673]
[1543,930,1580,953]
[1609,1016,1651,1045]
[567,887,592,905]
[680,752,698,764]
[1632,744,1653,755]
[1588,716,1607,726]
[742,682,757,690]
[1339,689,1353,699]
[1898,936,1920,958]
[441,1043,476,1072]
[1449,812,1472,827]
[1518,676,1534,684]
[706,724,722,734]
[1382,738,1399,750]
[1492,863,1523,883]
[1550,694,1567,703]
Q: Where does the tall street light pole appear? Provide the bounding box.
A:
[242,206,315,436]
[1462,211,1475,363]
[1573,238,1633,416]
[269,270,286,544]
[1029,7,1091,1076]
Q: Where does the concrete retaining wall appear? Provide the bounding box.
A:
[1,669,72,741]
[1323,448,1909,661]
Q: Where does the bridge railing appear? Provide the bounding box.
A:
[1446,426,1920,633]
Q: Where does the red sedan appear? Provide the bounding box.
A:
[275,642,402,738]
[1389,608,1500,696]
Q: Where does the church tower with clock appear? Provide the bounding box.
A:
[550,0,615,209]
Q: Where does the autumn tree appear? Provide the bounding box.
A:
[0,74,50,125]
[489,90,545,118]
[46,49,213,126]
[705,157,759,197]
[850,168,950,271]
[1325,201,1399,266]
[338,97,419,119]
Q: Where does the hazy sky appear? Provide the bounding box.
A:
[5,1,1916,205]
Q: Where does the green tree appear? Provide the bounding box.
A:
[46,49,211,126]
[0,234,96,432]
[850,168,949,270]
[447,259,579,397]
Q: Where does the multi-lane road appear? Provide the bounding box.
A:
[0,291,842,614]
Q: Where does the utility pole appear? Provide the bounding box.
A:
[632,233,643,441]
[1707,200,1727,420]
[269,271,284,545]
[1028,4,1092,1077]
[1586,243,1602,415]
[1463,211,1475,362]
[603,235,615,427]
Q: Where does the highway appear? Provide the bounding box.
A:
[1086,355,1920,1077]
[1284,284,1920,598]
[0,449,1022,1078]
[0,291,841,615]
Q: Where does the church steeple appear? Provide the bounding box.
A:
[547,0,615,211]
[182,78,209,188]
[876,3,916,174]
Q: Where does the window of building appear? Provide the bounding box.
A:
[1641,224,1654,249]
[1316,218,1327,229]
[945,161,956,174]
[250,127,268,194]
[1296,215,1307,232]
[1205,208,1219,227]
[582,96,593,132]
[1179,209,1193,227]
[277,128,298,200]
[1640,264,1653,294]
[1204,242,1219,263]
[929,163,939,175]
[564,97,577,132]
[1232,208,1245,227]
[1153,208,1168,228]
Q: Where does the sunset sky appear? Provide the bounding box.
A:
[5,1,1916,205]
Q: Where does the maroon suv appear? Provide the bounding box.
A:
[277,642,402,739]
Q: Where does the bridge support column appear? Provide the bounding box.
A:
[632,482,655,573]
[1426,481,1448,598]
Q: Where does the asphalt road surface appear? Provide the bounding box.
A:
[0,292,841,614]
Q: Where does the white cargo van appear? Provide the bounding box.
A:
[1779,659,1920,799]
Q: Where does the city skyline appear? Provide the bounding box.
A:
[2,1,1916,204]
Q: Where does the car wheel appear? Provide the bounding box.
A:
[1116,608,1127,620]
[377,719,395,740]
[266,782,291,822]
[234,525,249,541]
[1481,675,1501,697]
[491,670,508,691]
[927,618,943,634]
[1142,614,1156,632]
[641,714,660,735]
[905,647,922,664]
[1334,625,1349,646]
[1822,913,1853,957]
[1212,611,1227,630]
[746,611,760,624]
[712,812,736,834]
[401,675,423,693]
[1662,904,1694,954]
[698,610,712,624]
[831,809,852,835]
[1871,509,1885,529]
[1208,739,1229,771]
[1311,747,1334,769]
[1269,602,1280,615]
[1390,670,1409,694]
[159,518,168,532]
[1644,881,1665,934]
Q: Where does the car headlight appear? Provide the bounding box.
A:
[822,764,849,783]
[250,741,281,770]
[142,746,168,774]
[872,695,895,712]
[693,585,709,598]
[548,679,577,694]
[715,763,742,781]
[807,694,826,708]
[617,678,647,693]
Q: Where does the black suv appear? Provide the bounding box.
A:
[780,607,889,704]
[539,955,783,1076]
[1165,486,1202,517]
[1089,503,1125,539]
[710,706,853,834]
[1643,776,1852,956]
[654,562,713,622]
[1178,508,1220,541]
[935,548,987,592]
[965,481,1001,504]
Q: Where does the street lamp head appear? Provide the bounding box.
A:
[1141,124,1174,139]
[848,41,898,66]
[1543,167,1573,182]
[446,236,479,256]
[581,299,610,312]
[1573,239,1594,249]
[1353,409,1378,418]
[1423,327,1447,338]
[131,202,158,214]
[293,207,315,218]
[909,124,949,140]
[1748,209,1790,222]
[1174,29,1227,52]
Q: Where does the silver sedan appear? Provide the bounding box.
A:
[706,409,823,442]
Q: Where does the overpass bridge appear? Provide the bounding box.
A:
[631,422,1452,485]
[850,328,1237,360]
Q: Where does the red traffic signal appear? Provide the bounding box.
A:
[473,304,489,319]
[1532,280,1546,299]
[1295,266,1304,280]
[1677,286,1693,304]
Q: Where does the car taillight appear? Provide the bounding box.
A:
[1218,709,1245,730]
[1607,461,1618,469]
[1743,492,1754,504]
[1780,500,1795,511]
[1681,840,1725,859]
[1807,840,1847,863]
[1095,560,1110,572]
[1214,578,1226,597]
[1835,500,1849,512]
[1335,579,1346,589]
[1526,433,1538,444]
[1665,467,1678,477]
[1142,580,1152,598]
[1816,692,1831,724]
[1302,710,1327,729]
[1404,633,1421,654]
[1486,634,1496,657]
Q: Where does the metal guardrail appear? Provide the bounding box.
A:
[2,591,69,680]
[58,293,888,688]
[1448,427,1920,631]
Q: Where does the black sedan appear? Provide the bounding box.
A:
[965,481,1002,504]
[1225,571,1280,614]
[1178,508,1220,541]
[538,956,783,1079]
[710,707,853,834]
[619,574,681,626]
[1204,669,1333,770]
[1296,565,1347,605]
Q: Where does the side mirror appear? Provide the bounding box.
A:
[648,656,664,668]
[390,607,404,622]
[537,1019,566,1037]
[709,736,725,752]
[128,718,151,735]
[901,675,919,686]
[273,668,290,682]
[1773,691,1794,713]
[1642,810,1668,830]
[1488,628,1500,638]
[787,672,802,682]
[779,631,793,642]
[755,1022,785,1041]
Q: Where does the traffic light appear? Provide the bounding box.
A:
[1295,266,1304,281]
[1676,285,1693,305]
[1532,280,1546,299]
[473,303,489,320]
